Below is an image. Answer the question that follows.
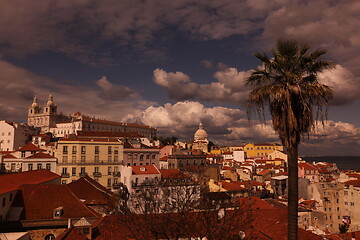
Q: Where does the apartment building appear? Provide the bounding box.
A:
[55,137,124,189]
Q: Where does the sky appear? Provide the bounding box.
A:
[1,0,360,156]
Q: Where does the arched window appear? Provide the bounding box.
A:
[45,234,55,240]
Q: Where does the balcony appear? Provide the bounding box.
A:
[113,183,121,189]
[61,173,70,178]
[79,172,88,177]
[113,172,120,177]
[93,172,102,177]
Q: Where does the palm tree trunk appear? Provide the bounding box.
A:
[287,146,298,240]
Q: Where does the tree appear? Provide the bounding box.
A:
[246,39,334,240]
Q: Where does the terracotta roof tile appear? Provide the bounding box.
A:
[3,153,17,158]
[132,165,160,175]
[55,226,90,240]
[15,184,99,220]
[0,169,60,194]
[67,176,115,205]
[18,143,46,152]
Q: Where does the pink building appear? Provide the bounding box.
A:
[298,162,319,183]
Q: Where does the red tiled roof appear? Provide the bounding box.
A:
[344,179,360,187]
[326,231,360,240]
[257,169,271,176]
[0,169,60,194]
[67,176,115,205]
[160,169,189,179]
[3,153,17,158]
[239,180,265,187]
[55,226,90,240]
[220,181,246,191]
[60,137,120,143]
[159,156,168,161]
[132,165,160,175]
[15,184,99,220]
[26,152,55,159]
[236,197,277,210]
[77,131,143,138]
[298,162,318,170]
[18,143,46,152]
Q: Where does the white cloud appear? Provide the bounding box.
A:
[319,65,360,105]
[153,68,251,104]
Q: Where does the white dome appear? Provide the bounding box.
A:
[194,123,208,141]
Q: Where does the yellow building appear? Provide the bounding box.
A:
[55,137,123,189]
[244,143,283,158]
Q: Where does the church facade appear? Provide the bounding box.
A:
[192,123,209,153]
[27,95,157,139]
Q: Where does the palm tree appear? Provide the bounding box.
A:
[246,39,334,240]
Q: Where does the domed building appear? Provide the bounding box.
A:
[192,122,209,153]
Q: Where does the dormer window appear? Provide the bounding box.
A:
[53,207,63,218]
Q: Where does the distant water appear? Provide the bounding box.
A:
[302,156,360,171]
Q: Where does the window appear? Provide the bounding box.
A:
[62,156,68,163]
[94,155,99,163]
[345,202,348,205]
[72,146,77,154]
[72,167,76,176]
[37,163,42,169]
[114,156,118,163]
[80,167,86,174]
[108,166,112,175]
[81,155,86,163]
[108,146,112,154]
[114,166,119,173]
[95,146,99,154]
[107,178,112,187]
[114,178,118,184]
[46,163,51,170]
[28,163,33,171]
[134,154,138,159]
[61,180,67,185]
[62,167,67,174]
[344,191,348,195]
[146,154,150,159]
[10,163,15,171]
[108,156,112,163]
[21,151,25,158]
[94,166,99,173]
[72,156,76,163]
[114,147,119,154]
[63,146,68,154]
[140,155,144,161]
[351,202,355,206]
[45,234,56,240]
[81,146,86,154]
[152,154,155,159]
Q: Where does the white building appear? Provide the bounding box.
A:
[0,121,39,151]
[2,143,56,173]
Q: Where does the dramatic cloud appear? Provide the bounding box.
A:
[154,64,360,106]
[153,67,252,105]
[0,60,153,122]
[96,76,139,100]
[319,65,360,105]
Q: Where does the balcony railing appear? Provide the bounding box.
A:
[93,172,102,177]
[113,183,121,189]
[61,173,70,178]
[79,172,88,177]
[113,172,120,177]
